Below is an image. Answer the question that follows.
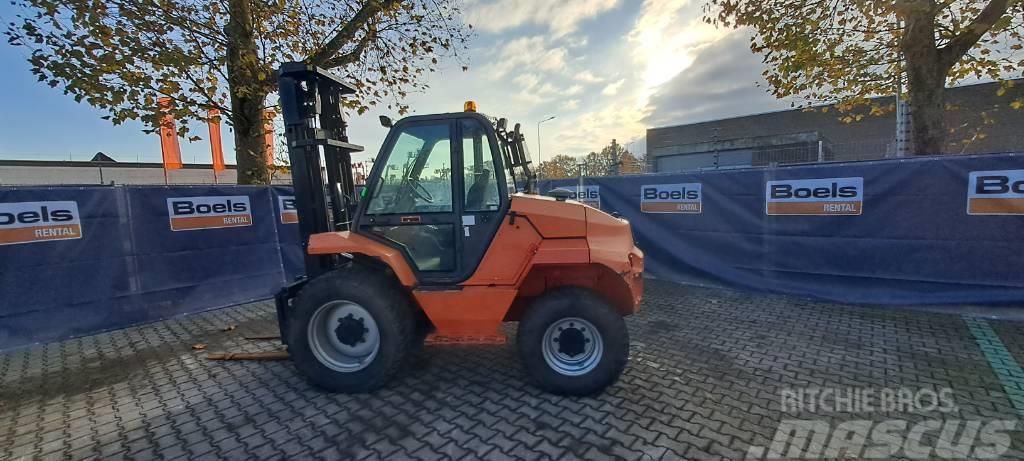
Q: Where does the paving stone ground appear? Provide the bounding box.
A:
[2,280,1022,460]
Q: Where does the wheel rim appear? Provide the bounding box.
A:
[307,300,380,372]
[541,317,603,376]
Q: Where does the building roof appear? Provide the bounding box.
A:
[89,152,118,162]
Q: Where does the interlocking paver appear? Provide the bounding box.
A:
[1,280,1023,460]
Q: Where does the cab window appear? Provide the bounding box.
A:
[366,122,453,215]
[462,119,501,211]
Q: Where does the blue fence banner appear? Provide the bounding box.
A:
[126,186,284,320]
[272,186,304,282]
[542,152,1024,305]
[2,153,1022,350]
[0,187,133,349]
[0,185,288,350]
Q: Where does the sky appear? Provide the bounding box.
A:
[0,0,793,166]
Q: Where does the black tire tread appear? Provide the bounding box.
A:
[286,265,415,393]
[516,287,629,396]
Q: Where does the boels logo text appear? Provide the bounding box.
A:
[968,169,1024,215]
[766,177,863,216]
[279,195,298,224]
[640,183,701,214]
[166,196,253,231]
[0,201,82,245]
[569,185,600,208]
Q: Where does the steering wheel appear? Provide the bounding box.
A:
[407,177,434,203]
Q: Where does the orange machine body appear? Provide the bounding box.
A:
[307,194,644,338]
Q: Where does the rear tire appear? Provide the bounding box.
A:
[286,267,415,393]
[517,287,629,395]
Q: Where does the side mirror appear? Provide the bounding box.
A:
[379,115,393,128]
[547,188,574,201]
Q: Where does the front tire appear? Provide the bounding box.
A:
[286,267,415,393]
[517,287,629,395]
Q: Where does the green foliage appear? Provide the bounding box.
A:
[537,154,579,179]
[538,140,646,179]
[4,0,472,137]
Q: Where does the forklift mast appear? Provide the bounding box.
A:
[277,62,364,279]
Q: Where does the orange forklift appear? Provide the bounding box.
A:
[275,63,644,395]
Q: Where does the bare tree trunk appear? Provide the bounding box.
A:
[904,60,947,155]
[900,0,947,155]
[226,0,269,185]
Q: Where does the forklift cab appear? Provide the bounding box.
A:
[355,112,511,285]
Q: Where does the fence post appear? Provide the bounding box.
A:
[817,141,824,163]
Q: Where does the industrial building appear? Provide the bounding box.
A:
[646,80,1024,173]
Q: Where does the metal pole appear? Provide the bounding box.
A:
[537,116,555,179]
[578,163,584,191]
[895,75,903,158]
[894,18,907,158]
[609,139,619,176]
[711,128,720,169]
[817,140,824,163]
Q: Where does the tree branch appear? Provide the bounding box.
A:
[323,28,374,68]
[306,0,399,66]
[939,0,1010,68]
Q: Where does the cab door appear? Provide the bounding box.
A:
[357,119,462,284]
[455,117,509,280]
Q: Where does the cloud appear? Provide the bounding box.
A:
[487,36,569,79]
[342,1,780,164]
[466,0,622,37]
[573,70,604,84]
[643,30,790,128]
[601,78,626,96]
[556,102,649,154]
[539,0,743,156]
[513,73,541,90]
[482,35,607,111]
[629,0,728,88]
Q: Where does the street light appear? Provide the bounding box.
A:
[537,116,556,179]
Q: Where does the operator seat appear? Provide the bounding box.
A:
[465,169,492,210]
